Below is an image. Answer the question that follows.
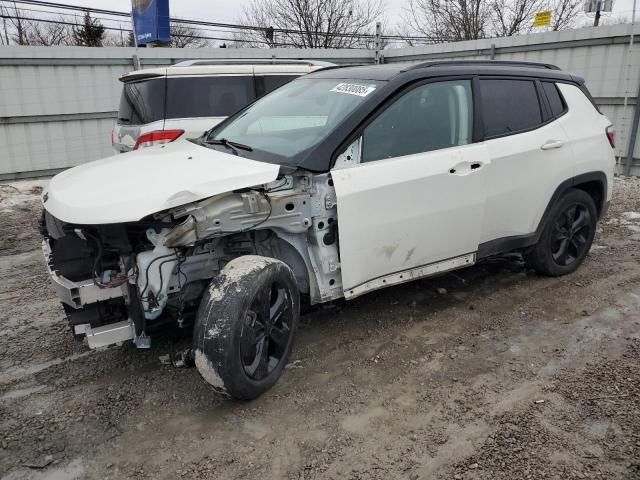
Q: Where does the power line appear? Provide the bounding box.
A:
[7,0,437,42]
[0,14,301,46]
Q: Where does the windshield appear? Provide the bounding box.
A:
[205,78,382,163]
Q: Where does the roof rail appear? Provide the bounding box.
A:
[171,59,336,68]
[407,60,561,71]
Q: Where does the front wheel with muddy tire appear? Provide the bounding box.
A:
[524,188,597,277]
[193,255,300,400]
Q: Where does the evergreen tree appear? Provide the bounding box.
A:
[73,12,105,47]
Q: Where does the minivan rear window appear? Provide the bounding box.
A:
[480,79,542,138]
[165,76,256,119]
[118,78,166,126]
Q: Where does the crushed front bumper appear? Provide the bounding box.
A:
[42,239,135,349]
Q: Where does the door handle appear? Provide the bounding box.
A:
[449,161,483,175]
[541,140,564,150]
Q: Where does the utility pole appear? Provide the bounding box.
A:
[594,5,601,26]
[623,0,639,176]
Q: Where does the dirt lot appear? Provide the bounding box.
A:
[0,176,639,480]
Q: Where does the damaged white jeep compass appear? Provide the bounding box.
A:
[41,61,615,399]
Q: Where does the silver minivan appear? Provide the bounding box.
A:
[112,59,333,152]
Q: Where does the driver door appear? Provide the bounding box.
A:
[331,79,489,298]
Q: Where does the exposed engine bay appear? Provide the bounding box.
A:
[41,172,342,349]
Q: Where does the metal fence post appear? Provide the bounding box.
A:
[624,86,640,175]
[374,22,382,65]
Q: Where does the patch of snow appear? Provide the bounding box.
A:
[194,349,226,391]
[0,178,49,213]
[621,211,640,221]
[208,255,274,301]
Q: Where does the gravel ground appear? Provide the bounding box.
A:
[0,176,639,480]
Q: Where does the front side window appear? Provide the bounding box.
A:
[206,78,381,161]
[361,79,473,163]
[480,79,542,137]
[165,76,256,119]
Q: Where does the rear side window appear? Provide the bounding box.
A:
[255,75,298,98]
[480,79,542,138]
[118,78,166,126]
[165,76,256,119]
[541,81,566,118]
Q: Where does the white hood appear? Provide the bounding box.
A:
[44,140,281,224]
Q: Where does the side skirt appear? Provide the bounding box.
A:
[344,253,476,300]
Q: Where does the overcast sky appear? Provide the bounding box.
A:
[59,0,640,23]
[44,0,640,36]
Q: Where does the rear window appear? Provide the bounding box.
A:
[165,76,256,119]
[480,79,542,138]
[542,81,566,118]
[118,78,166,126]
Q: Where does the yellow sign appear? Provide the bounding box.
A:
[533,10,552,27]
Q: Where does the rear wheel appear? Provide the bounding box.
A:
[524,189,597,276]
[193,256,299,400]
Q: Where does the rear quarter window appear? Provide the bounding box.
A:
[480,79,542,138]
[118,78,166,126]
[542,81,566,118]
[165,76,256,119]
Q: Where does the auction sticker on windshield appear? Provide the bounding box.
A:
[330,83,377,97]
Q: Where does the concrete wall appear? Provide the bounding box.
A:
[1,23,639,179]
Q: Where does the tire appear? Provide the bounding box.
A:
[524,188,597,277]
[193,255,300,400]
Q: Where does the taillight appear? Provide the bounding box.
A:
[134,130,184,150]
[606,126,615,149]
[111,129,117,146]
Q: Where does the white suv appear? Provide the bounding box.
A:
[42,61,614,399]
[112,59,333,152]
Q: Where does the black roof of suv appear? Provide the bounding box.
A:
[307,60,583,84]
[209,60,587,173]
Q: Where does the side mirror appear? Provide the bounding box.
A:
[333,137,362,170]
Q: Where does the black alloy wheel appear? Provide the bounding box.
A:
[240,282,293,381]
[524,188,598,277]
[550,203,592,267]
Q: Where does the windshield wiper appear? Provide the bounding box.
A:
[207,138,253,155]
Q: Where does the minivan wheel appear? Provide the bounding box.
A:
[193,256,300,400]
[524,189,597,277]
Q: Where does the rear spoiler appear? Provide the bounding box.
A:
[119,71,165,83]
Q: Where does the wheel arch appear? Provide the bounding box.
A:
[253,230,311,296]
[537,171,607,238]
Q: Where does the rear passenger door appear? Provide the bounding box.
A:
[479,78,574,247]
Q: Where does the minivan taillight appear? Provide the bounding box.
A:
[134,130,185,150]
[606,126,615,149]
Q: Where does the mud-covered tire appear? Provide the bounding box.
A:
[193,255,300,400]
[524,188,597,277]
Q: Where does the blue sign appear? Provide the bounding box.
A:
[132,0,171,45]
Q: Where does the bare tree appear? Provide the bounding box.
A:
[400,0,586,44]
[491,0,546,37]
[236,0,384,48]
[401,0,491,43]
[170,23,209,48]
[548,0,583,31]
[26,16,72,46]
